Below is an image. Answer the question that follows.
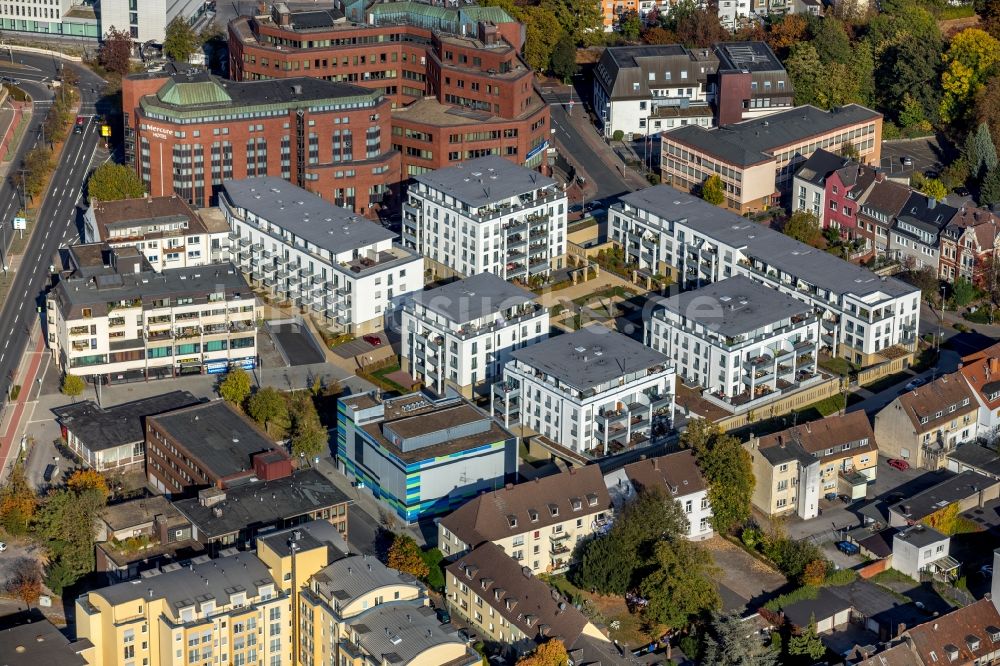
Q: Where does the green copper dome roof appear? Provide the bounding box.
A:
[156,78,233,106]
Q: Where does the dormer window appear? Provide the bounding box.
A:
[571,498,582,511]
[548,504,559,518]
[920,416,930,425]
[949,404,956,413]
[528,510,539,522]
[987,625,1000,643]
[967,635,980,651]
[945,644,960,662]
[964,397,972,406]
[586,493,598,506]
[507,515,517,528]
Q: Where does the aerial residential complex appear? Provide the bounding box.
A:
[593,41,791,138]
[647,276,821,410]
[45,244,257,383]
[337,390,517,522]
[403,156,568,281]
[83,195,231,271]
[121,65,397,213]
[400,272,549,397]
[227,1,551,178]
[221,177,422,335]
[661,104,883,213]
[492,325,674,456]
[611,187,920,367]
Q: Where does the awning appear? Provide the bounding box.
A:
[928,555,961,572]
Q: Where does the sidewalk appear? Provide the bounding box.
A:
[0,334,45,478]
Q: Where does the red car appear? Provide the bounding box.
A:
[887,458,910,471]
[363,334,382,346]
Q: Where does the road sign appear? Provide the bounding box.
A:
[100,124,111,137]
[12,216,26,230]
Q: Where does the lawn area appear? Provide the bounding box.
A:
[572,285,637,307]
[370,364,410,393]
[862,371,910,394]
[819,355,859,377]
[540,575,660,647]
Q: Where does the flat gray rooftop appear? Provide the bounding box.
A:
[148,401,280,479]
[664,104,882,166]
[348,603,468,664]
[314,554,417,605]
[411,155,557,209]
[412,273,536,324]
[223,177,394,255]
[616,187,917,299]
[511,325,669,392]
[52,391,200,452]
[659,276,812,337]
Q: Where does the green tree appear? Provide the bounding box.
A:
[289,392,328,460]
[911,173,948,200]
[521,7,562,73]
[550,32,577,81]
[98,26,134,76]
[788,620,826,660]
[940,28,1000,126]
[700,174,725,206]
[218,368,252,406]
[539,0,602,46]
[702,611,779,666]
[898,93,931,130]
[967,122,999,181]
[163,16,199,62]
[670,1,728,47]
[34,482,107,594]
[61,373,86,398]
[386,533,430,578]
[982,165,1000,206]
[639,539,721,629]
[88,162,145,201]
[952,277,981,307]
[0,463,36,535]
[812,17,852,65]
[618,11,642,41]
[247,387,290,437]
[785,42,824,106]
[882,36,943,126]
[782,211,823,247]
[681,419,754,533]
[976,75,1000,149]
[22,146,54,200]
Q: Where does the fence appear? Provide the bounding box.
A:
[857,353,912,386]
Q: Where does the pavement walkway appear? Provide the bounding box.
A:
[0,333,45,476]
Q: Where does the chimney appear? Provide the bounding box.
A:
[928,196,937,209]
[989,358,1000,376]
[652,457,659,470]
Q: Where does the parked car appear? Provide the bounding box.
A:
[458,629,474,644]
[955,187,971,197]
[435,607,451,624]
[0,541,6,552]
[835,541,860,556]
[904,377,925,391]
[902,156,913,166]
[887,458,911,471]
[838,494,852,504]
[362,334,382,346]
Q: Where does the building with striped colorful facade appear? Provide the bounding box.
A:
[336,390,516,522]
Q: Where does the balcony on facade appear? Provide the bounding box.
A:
[414,187,563,224]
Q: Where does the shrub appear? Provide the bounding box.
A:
[612,129,624,142]
[825,567,858,586]
[9,384,20,400]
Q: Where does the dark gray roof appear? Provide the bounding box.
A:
[286,8,345,29]
[92,550,276,609]
[412,273,536,324]
[782,587,852,628]
[664,104,882,166]
[52,391,201,452]
[658,275,812,337]
[889,470,998,522]
[411,156,557,209]
[147,401,281,480]
[510,325,669,393]
[794,148,848,187]
[616,187,917,299]
[595,44,713,100]
[313,554,418,605]
[171,469,351,540]
[52,261,250,314]
[895,192,958,234]
[222,177,395,254]
[347,603,476,665]
[756,438,815,466]
[0,618,90,666]
[257,520,349,559]
[894,524,947,549]
[949,444,1000,477]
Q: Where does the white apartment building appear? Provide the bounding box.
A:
[46,244,257,383]
[492,325,674,457]
[221,177,422,336]
[647,276,821,410]
[604,450,714,540]
[611,186,921,367]
[84,195,230,271]
[99,0,207,43]
[402,156,567,282]
[438,464,613,574]
[0,0,99,38]
[400,272,549,398]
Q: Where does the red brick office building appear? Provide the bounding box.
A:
[227,1,550,180]
[122,67,400,214]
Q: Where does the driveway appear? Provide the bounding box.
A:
[702,536,787,612]
[880,138,949,180]
[266,320,325,366]
[332,335,385,360]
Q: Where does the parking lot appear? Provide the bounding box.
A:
[266,320,325,366]
[879,138,948,179]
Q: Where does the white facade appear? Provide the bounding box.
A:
[46,260,257,381]
[492,327,675,456]
[647,278,821,408]
[604,466,713,540]
[83,203,230,272]
[221,177,423,336]
[592,85,715,140]
[611,187,921,365]
[402,157,567,282]
[892,527,951,581]
[400,274,549,397]
[793,178,826,220]
[99,0,207,43]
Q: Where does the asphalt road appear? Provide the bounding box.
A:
[0,52,106,406]
[546,100,633,204]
